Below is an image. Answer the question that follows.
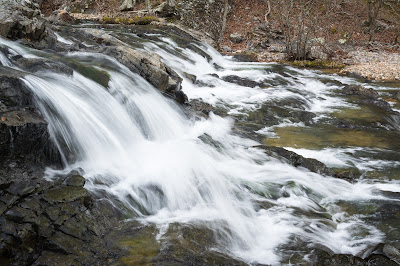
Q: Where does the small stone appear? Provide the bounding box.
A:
[222,46,232,53]
[229,33,243,43]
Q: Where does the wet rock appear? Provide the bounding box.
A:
[183,72,197,83]
[0,72,34,110]
[64,175,85,187]
[256,145,333,176]
[394,91,400,101]
[229,33,243,43]
[0,71,62,165]
[188,99,214,117]
[342,84,378,99]
[14,57,74,75]
[222,75,263,88]
[175,90,188,104]
[6,180,36,196]
[102,44,182,93]
[232,53,258,62]
[5,206,39,224]
[341,84,393,112]
[312,249,365,265]
[33,251,78,266]
[45,231,90,256]
[43,186,89,204]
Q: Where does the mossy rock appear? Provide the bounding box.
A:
[43,186,89,203]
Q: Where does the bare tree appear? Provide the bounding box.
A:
[276,0,317,60]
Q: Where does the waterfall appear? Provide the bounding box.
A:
[1,35,400,264]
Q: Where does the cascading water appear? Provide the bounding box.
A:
[1,31,400,264]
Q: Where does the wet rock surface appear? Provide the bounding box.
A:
[0,164,122,265]
[0,71,61,165]
[341,84,394,112]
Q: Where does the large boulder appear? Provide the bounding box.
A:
[0,70,62,165]
[0,0,56,49]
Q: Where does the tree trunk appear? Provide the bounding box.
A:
[145,0,151,10]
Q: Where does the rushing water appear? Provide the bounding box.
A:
[1,28,400,264]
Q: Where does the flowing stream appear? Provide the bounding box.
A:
[1,27,400,264]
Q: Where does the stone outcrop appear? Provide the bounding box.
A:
[67,28,186,103]
[0,69,62,165]
[0,0,57,49]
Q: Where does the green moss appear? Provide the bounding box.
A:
[67,61,110,88]
[119,228,160,265]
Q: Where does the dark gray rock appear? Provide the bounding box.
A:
[341,84,393,112]
[256,145,333,176]
[14,57,74,75]
[222,75,263,88]
[342,84,379,100]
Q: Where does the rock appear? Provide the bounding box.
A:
[183,72,197,83]
[229,33,243,43]
[43,186,89,204]
[222,45,232,53]
[341,85,393,112]
[13,57,74,75]
[394,91,400,101]
[269,44,286,53]
[256,145,333,176]
[222,75,263,88]
[0,0,49,42]
[155,1,176,17]
[188,99,214,117]
[175,90,188,104]
[311,249,365,265]
[342,85,379,100]
[33,251,78,266]
[102,45,182,93]
[232,53,258,62]
[46,9,75,25]
[6,180,36,196]
[310,46,329,60]
[64,175,85,187]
